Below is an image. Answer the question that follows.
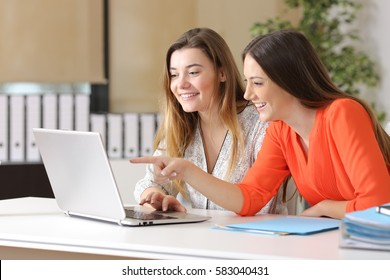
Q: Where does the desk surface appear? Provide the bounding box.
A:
[0,197,389,259]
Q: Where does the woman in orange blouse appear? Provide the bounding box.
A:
[131,30,390,219]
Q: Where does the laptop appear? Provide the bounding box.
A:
[33,128,210,226]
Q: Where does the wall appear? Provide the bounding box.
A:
[109,0,197,113]
[358,0,390,122]
[0,0,104,83]
[109,0,390,122]
[109,0,293,113]
[196,0,298,75]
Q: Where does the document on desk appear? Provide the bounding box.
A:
[214,216,340,236]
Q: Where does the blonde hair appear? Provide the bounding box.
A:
[154,28,248,196]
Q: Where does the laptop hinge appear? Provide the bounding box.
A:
[67,211,122,226]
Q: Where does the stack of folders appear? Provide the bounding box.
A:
[340,204,390,251]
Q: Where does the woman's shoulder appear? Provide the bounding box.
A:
[322,98,367,120]
[325,98,364,113]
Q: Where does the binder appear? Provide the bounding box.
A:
[0,95,8,162]
[9,95,25,162]
[123,113,139,158]
[74,94,90,131]
[26,95,42,162]
[58,94,74,130]
[107,113,123,159]
[90,113,107,146]
[42,94,58,129]
[139,113,156,156]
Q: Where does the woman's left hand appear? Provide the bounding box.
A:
[300,200,347,219]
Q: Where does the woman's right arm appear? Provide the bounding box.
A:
[131,156,245,213]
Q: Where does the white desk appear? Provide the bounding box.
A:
[0,197,389,259]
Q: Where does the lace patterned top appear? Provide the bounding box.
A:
[133,104,286,214]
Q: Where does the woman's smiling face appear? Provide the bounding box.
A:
[169,48,221,114]
[243,54,294,122]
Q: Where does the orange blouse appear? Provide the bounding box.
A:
[237,98,390,216]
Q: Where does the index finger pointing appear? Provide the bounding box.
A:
[129,156,160,164]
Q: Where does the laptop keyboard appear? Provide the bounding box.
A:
[125,209,177,220]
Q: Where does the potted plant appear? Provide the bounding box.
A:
[250,0,384,121]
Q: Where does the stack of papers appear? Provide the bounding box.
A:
[214,216,340,236]
[340,205,390,251]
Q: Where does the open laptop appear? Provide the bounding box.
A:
[33,128,210,226]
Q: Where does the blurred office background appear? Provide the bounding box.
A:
[1,0,389,117]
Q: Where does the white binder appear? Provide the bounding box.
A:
[90,113,107,146]
[107,114,123,159]
[59,94,74,130]
[9,95,25,162]
[42,94,58,129]
[74,94,90,131]
[139,113,156,156]
[26,95,41,162]
[0,95,8,162]
[123,113,139,158]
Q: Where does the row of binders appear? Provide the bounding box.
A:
[0,94,159,163]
